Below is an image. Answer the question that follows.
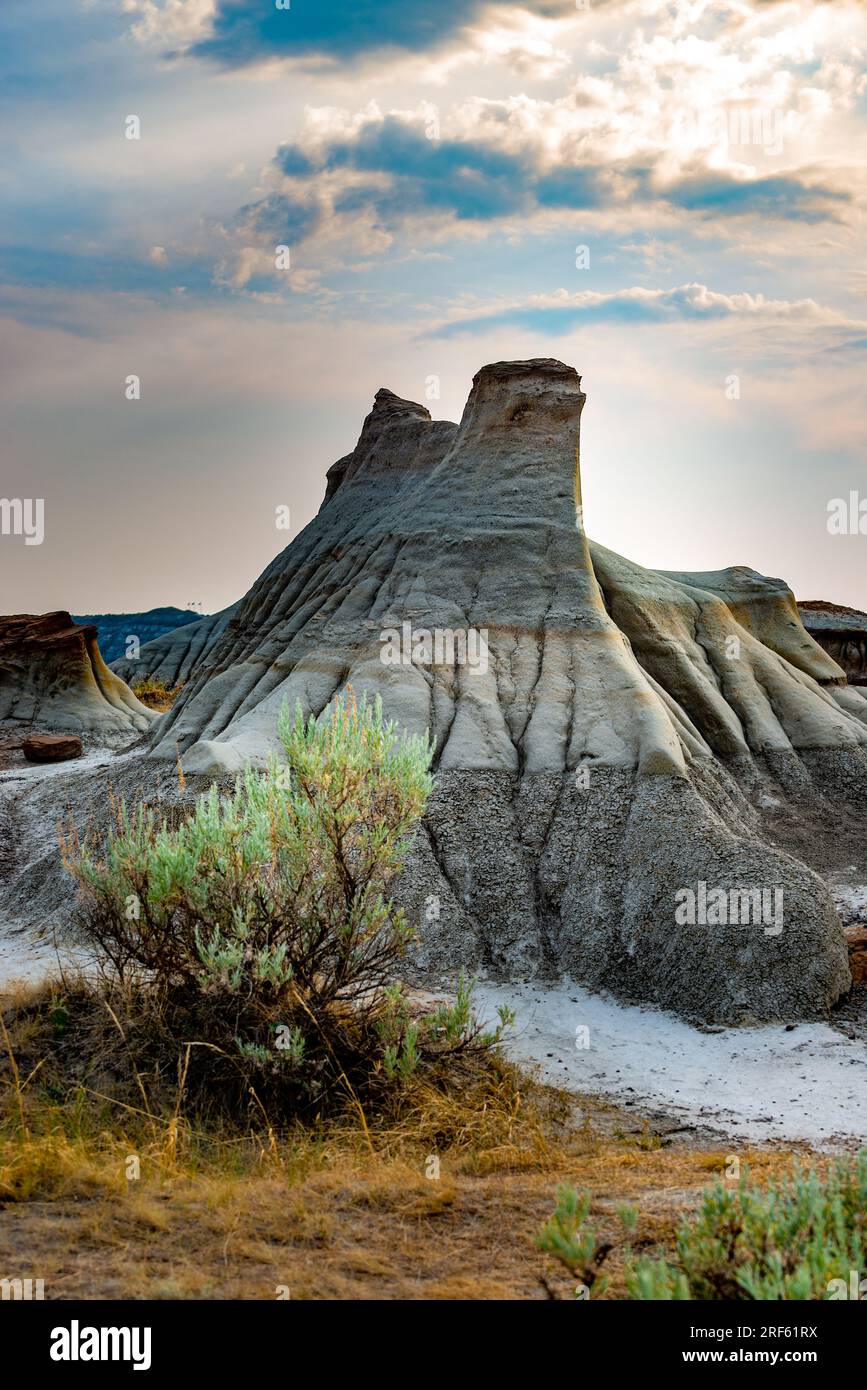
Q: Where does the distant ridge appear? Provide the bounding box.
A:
[72,607,206,664]
[110,603,239,688]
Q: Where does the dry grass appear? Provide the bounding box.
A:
[0,1122,811,1301]
[131,678,184,711]
[0,1095,813,1298]
[0,976,819,1300]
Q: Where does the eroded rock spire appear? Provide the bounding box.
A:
[115,359,867,1024]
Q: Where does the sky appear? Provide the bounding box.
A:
[1,0,865,615]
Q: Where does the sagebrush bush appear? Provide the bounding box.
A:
[61,691,511,1123]
[540,1152,867,1300]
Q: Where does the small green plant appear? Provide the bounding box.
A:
[537,1184,637,1298]
[632,1151,867,1300]
[540,1151,867,1300]
[377,972,513,1083]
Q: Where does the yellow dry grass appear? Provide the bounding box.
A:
[0,975,820,1301]
[130,677,184,711]
[0,1096,814,1299]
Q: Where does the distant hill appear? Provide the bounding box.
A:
[72,607,206,664]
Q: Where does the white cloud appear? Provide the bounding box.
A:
[121,0,216,49]
[433,281,867,337]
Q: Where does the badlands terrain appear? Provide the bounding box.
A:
[1,359,866,1150]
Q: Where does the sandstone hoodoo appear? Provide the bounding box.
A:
[0,612,155,743]
[133,358,867,1025]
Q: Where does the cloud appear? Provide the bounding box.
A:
[235,191,324,245]
[431,282,867,336]
[186,0,575,67]
[667,170,851,223]
[11,0,862,320]
[276,115,545,223]
[123,0,218,49]
[229,104,851,266]
[126,0,844,71]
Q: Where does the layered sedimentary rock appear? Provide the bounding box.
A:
[0,613,153,743]
[799,601,867,686]
[137,358,867,1024]
[111,604,239,688]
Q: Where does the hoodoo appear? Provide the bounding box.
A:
[125,359,867,1024]
[0,612,154,743]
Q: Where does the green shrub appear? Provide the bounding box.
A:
[62,691,509,1122]
[540,1153,867,1300]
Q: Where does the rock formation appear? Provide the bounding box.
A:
[134,358,867,1025]
[0,613,154,743]
[111,604,239,689]
[799,601,867,686]
[23,733,83,762]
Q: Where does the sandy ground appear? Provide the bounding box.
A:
[0,926,79,986]
[0,747,114,984]
[476,979,867,1148]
